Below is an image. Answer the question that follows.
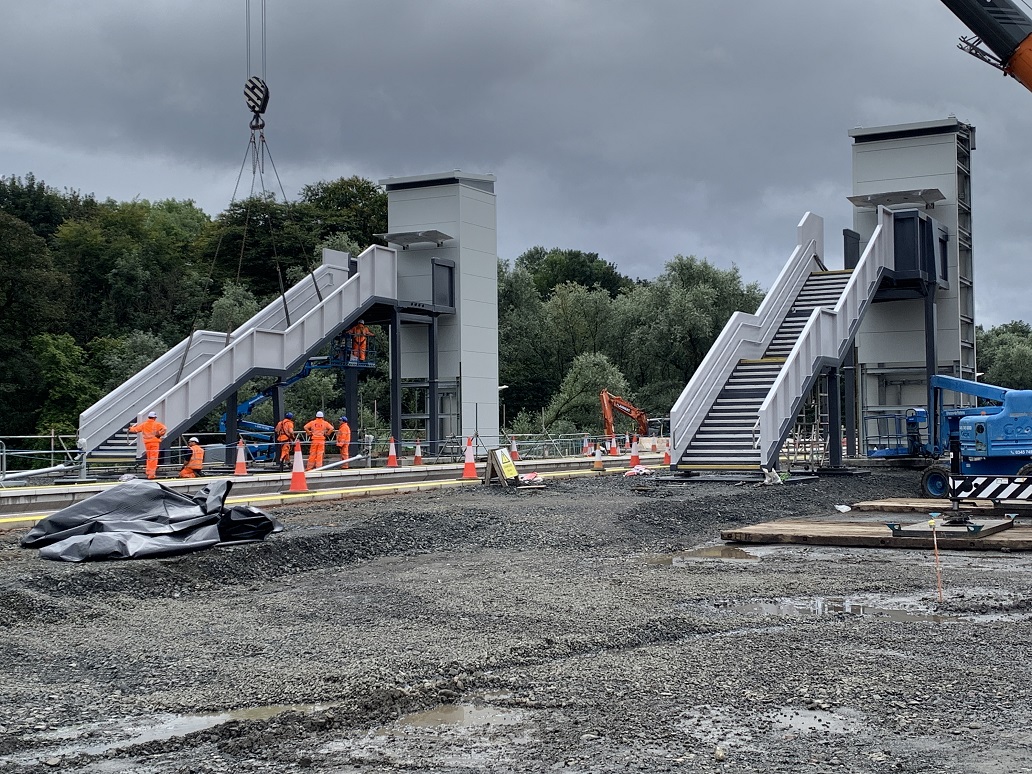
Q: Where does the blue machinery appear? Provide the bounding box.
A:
[867,375,1032,497]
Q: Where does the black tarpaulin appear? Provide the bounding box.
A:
[21,478,281,562]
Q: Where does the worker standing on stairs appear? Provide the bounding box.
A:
[129,411,167,480]
[274,412,295,471]
[304,411,335,470]
[179,437,205,478]
[335,415,352,468]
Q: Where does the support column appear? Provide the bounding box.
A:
[843,348,857,458]
[270,383,285,425]
[390,308,402,445]
[428,315,440,455]
[826,368,843,469]
[225,391,239,466]
[345,368,358,460]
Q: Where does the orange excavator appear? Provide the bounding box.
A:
[599,389,651,439]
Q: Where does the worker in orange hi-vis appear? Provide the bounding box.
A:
[273,412,296,471]
[335,415,352,468]
[129,411,167,480]
[347,319,371,362]
[304,411,335,470]
[179,437,205,478]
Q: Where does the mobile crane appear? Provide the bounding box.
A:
[599,389,668,439]
[939,0,1032,93]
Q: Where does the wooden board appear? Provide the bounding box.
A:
[721,519,1032,551]
[853,498,1032,514]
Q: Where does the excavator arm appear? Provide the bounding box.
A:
[599,389,650,438]
[940,0,1032,93]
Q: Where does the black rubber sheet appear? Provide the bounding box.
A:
[21,478,281,562]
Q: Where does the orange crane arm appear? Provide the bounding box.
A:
[940,0,1032,93]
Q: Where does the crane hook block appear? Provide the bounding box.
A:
[244,76,270,115]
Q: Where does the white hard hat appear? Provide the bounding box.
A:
[316,411,324,418]
[147,412,157,418]
[188,437,199,444]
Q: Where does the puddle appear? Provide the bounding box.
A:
[322,702,532,767]
[648,545,759,565]
[4,703,331,763]
[385,703,523,733]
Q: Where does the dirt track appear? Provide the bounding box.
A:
[2,469,1031,773]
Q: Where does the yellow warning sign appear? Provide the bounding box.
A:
[485,447,520,485]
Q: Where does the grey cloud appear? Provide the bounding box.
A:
[2,1,1031,325]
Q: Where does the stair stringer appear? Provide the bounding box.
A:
[757,206,896,469]
[670,212,825,463]
[77,249,356,455]
[138,245,398,446]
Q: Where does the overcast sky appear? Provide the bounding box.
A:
[4,1,1032,327]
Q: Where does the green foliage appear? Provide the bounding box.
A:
[298,176,387,248]
[0,212,70,433]
[977,322,1032,390]
[31,334,98,433]
[542,353,629,430]
[516,246,633,299]
[89,331,169,393]
[209,282,261,333]
[0,173,98,241]
[497,260,556,412]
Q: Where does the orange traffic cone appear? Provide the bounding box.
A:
[609,435,618,456]
[287,440,309,493]
[663,439,671,466]
[593,442,605,471]
[387,437,399,468]
[461,437,478,479]
[413,438,423,466]
[650,438,658,453]
[629,435,640,467]
[509,437,520,461]
[234,438,248,476]
[582,435,591,456]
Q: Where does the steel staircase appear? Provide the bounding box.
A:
[678,271,851,469]
[77,245,398,457]
[670,208,896,472]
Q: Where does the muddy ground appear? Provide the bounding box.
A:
[1,469,1031,773]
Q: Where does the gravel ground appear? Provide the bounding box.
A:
[1,468,1031,773]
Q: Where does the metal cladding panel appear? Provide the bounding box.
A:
[399,327,429,379]
[458,272,497,305]
[389,196,458,229]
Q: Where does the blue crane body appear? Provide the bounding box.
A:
[913,376,1032,496]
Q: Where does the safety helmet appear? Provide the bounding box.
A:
[316,411,324,418]
[285,412,294,419]
[147,411,157,418]
[340,416,347,422]
[188,437,199,444]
